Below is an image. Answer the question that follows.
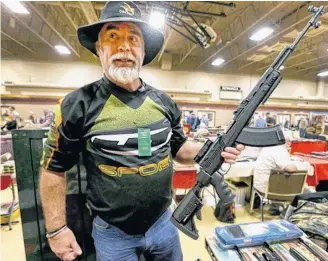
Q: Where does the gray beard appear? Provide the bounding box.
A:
[108,66,140,85]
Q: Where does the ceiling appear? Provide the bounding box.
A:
[1,1,328,80]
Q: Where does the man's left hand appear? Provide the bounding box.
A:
[221,144,245,164]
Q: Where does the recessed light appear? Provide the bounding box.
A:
[55,45,71,55]
[211,58,225,66]
[149,11,165,29]
[317,70,328,77]
[3,1,29,14]
[250,27,274,41]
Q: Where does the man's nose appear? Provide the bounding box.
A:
[118,39,131,52]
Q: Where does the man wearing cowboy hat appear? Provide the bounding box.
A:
[40,2,244,261]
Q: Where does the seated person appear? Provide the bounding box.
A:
[253,132,310,215]
[193,123,210,139]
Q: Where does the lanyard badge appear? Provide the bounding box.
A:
[138,128,152,157]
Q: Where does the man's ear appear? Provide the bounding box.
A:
[95,40,101,56]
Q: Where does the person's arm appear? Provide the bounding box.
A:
[175,141,244,165]
[273,146,297,173]
[39,169,66,231]
[40,97,84,261]
[283,163,298,172]
[39,168,82,261]
[39,119,51,128]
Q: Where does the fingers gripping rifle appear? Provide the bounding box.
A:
[171,5,325,240]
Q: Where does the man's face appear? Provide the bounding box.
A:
[96,22,145,86]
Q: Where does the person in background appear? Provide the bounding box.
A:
[193,122,210,139]
[185,110,192,124]
[272,115,277,126]
[1,106,19,131]
[283,118,289,129]
[253,132,310,215]
[195,115,201,130]
[249,113,257,127]
[40,108,54,128]
[189,112,197,131]
[200,114,209,127]
[1,109,9,117]
[28,111,38,124]
[266,112,275,126]
[255,113,267,128]
[8,106,19,121]
[298,116,308,138]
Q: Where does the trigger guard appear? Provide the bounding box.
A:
[236,125,285,147]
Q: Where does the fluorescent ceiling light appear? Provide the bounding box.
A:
[250,27,274,41]
[211,58,225,66]
[279,65,284,70]
[55,45,71,55]
[149,11,165,29]
[317,70,328,77]
[3,1,29,14]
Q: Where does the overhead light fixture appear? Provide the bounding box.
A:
[211,58,225,66]
[279,65,284,70]
[55,45,71,55]
[250,27,274,41]
[317,70,328,77]
[3,1,29,14]
[149,11,165,29]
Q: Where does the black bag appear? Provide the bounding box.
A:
[214,201,235,223]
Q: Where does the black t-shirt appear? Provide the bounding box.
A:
[41,76,187,234]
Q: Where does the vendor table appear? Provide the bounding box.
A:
[205,234,328,261]
[290,140,327,155]
[223,161,254,178]
[173,166,197,189]
[173,161,255,188]
[295,155,328,187]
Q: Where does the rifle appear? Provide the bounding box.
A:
[171,5,325,240]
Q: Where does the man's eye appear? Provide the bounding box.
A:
[129,36,137,42]
[109,33,117,39]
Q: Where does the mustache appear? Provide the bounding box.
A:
[109,52,139,66]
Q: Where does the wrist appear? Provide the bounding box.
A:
[46,224,67,239]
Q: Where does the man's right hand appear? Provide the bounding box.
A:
[48,227,82,261]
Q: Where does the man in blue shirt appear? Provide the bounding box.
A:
[255,114,267,128]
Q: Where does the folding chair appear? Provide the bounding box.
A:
[250,169,307,221]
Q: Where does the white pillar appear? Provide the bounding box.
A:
[316,78,324,97]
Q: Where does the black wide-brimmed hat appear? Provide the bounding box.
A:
[77,1,164,65]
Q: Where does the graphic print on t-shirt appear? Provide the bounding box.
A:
[87,94,172,171]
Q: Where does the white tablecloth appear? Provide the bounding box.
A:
[223,161,255,178]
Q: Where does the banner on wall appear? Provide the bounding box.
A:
[219,86,243,100]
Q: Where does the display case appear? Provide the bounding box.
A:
[11,129,95,261]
